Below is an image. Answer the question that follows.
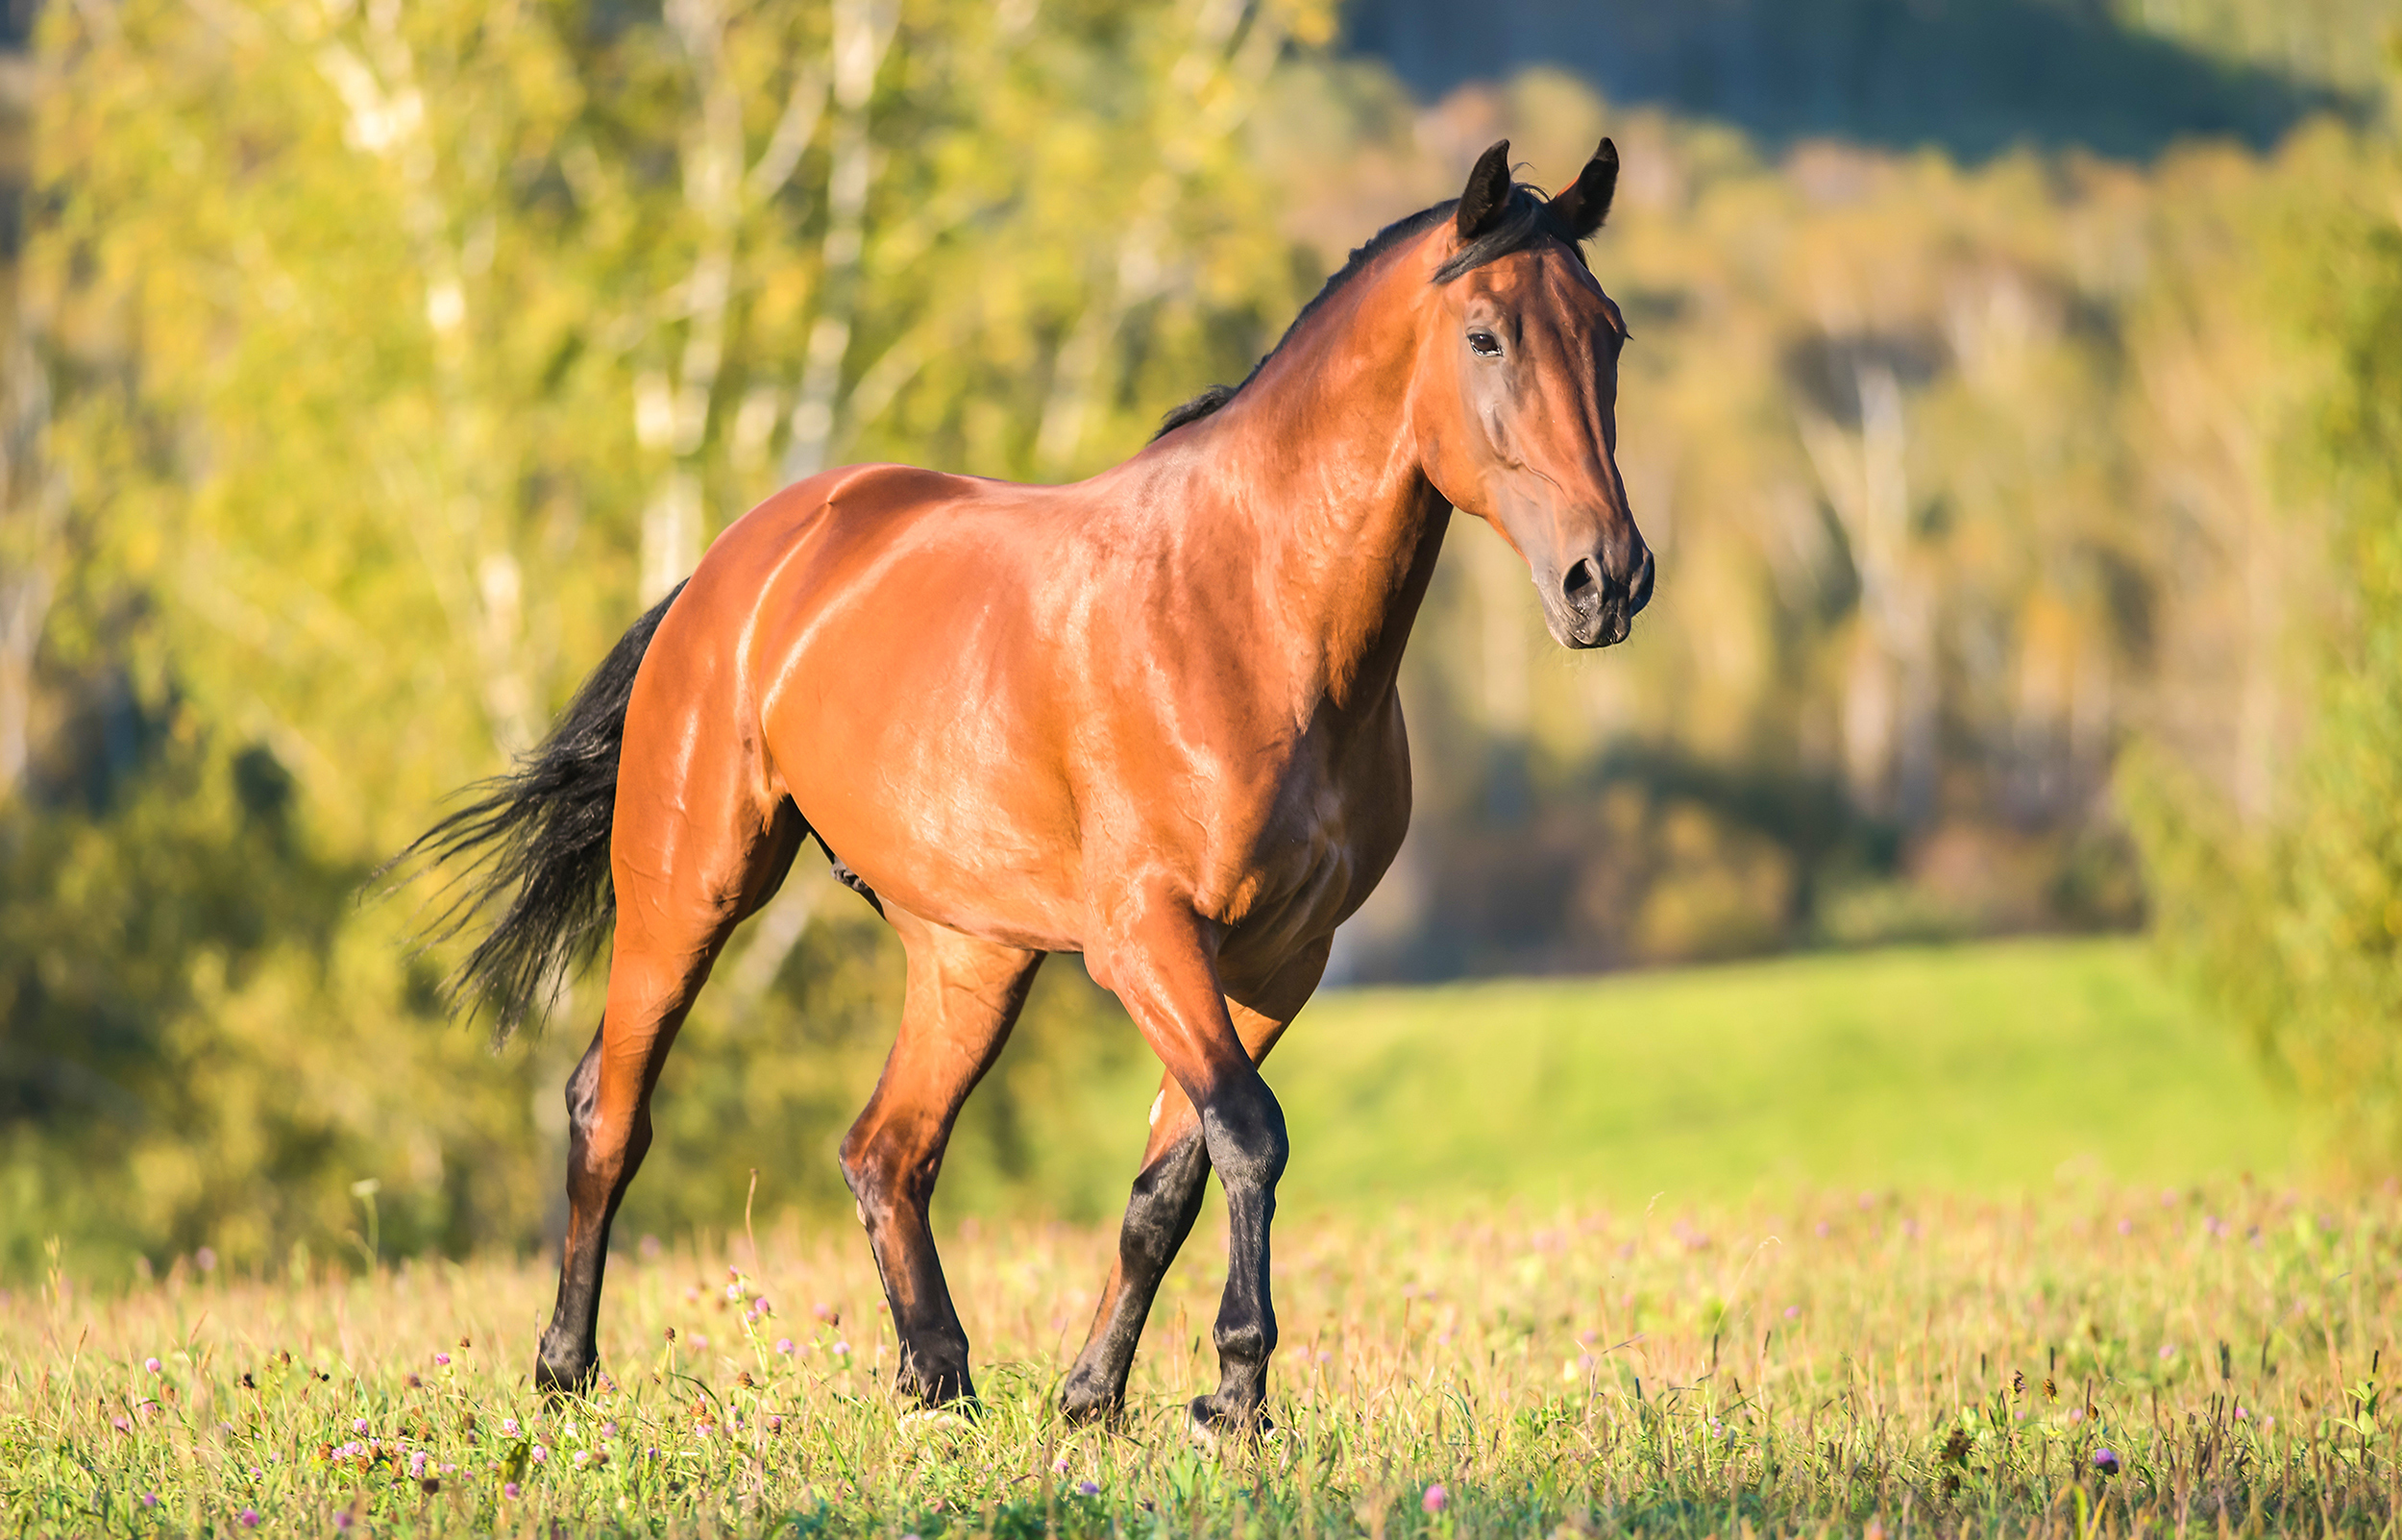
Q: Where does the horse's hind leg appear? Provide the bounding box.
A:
[840,909,1041,1407]
[532,739,802,1394]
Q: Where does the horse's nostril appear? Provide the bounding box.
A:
[1562,557,1600,602]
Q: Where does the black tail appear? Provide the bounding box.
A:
[392,580,687,1039]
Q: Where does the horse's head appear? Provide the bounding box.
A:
[1410,138,1654,649]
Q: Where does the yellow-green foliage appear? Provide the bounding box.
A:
[7,0,2399,1282]
[1262,63,2394,977]
[2,1186,2396,1535]
[2123,86,2402,1169]
[6,0,1328,1280]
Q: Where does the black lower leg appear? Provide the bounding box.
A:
[1194,1090,1287,1429]
[1061,1129,1211,1421]
[535,1028,634,1395]
[880,1239,976,1408]
[846,1161,977,1406]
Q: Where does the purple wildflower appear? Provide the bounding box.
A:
[530,1445,549,1465]
[144,1357,163,1375]
[353,1418,370,1434]
[238,1509,261,1528]
[775,1338,796,1355]
[502,1481,521,1500]
[432,1353,451,1367]
[2093,1449,2120,1476]
[500,1418,519,1437]
[140,1493,159,1508]
[1423,1483,1450,1515]
[1077,1480,1100,1497]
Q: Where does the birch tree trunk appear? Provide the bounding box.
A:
[1800,361,1939,825]
[0,301,57,804]
[1032,0,1287,475]
[781,0,897,484]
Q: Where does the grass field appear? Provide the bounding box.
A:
[1271,939,2299,1209]
[4,1185,2396,1536]
[2,939,2367,1537]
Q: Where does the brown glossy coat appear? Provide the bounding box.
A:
[528,138,1652,1430]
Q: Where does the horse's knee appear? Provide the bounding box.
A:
[1199,1084,1287,1191]
[838,1115,938,1223]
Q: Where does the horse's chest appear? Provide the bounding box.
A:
[1211,719,1410,954]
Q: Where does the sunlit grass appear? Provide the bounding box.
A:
[1280,939,2299,1208]
[5,1181,2396,1535]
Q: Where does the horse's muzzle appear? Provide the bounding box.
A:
[1551,544,1654,649]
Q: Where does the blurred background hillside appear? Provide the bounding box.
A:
[0,0,2396,1280]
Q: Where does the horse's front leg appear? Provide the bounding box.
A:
[1063,940,1327,1426]
[1090,901,1297,1435]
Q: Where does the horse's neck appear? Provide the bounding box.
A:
[1161,330,1451,717]
[1256,455,1452,717]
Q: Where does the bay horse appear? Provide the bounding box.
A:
[407,137,1652,1436]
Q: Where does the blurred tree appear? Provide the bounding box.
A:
[6,0,1327,1277]
[5,0,2393,1279]
[2126,94,2402,1166]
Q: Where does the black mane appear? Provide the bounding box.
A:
[1152,183,1589,440]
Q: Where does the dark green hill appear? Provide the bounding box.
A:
[1343,0,2368,159]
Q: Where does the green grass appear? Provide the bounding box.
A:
[1273,938,2297,1208]
[0,939,2348,1536]
[4,1185,2397,1536]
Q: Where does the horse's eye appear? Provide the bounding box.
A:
[1468,330,1503,358]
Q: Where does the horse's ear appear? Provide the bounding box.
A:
[1457,139,1514,241]
[1545,137,1619,240]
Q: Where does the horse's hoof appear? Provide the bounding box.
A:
[1060,1386,1122,1428]
[1186,1396,1275,1452]
[532,1353,598,1401]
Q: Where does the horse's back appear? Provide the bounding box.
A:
[673,462,1092,947]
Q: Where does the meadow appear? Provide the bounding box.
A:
[4,940,2380,1537]
[1275,939,2298,1208]
[3,1182,2394,1537]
